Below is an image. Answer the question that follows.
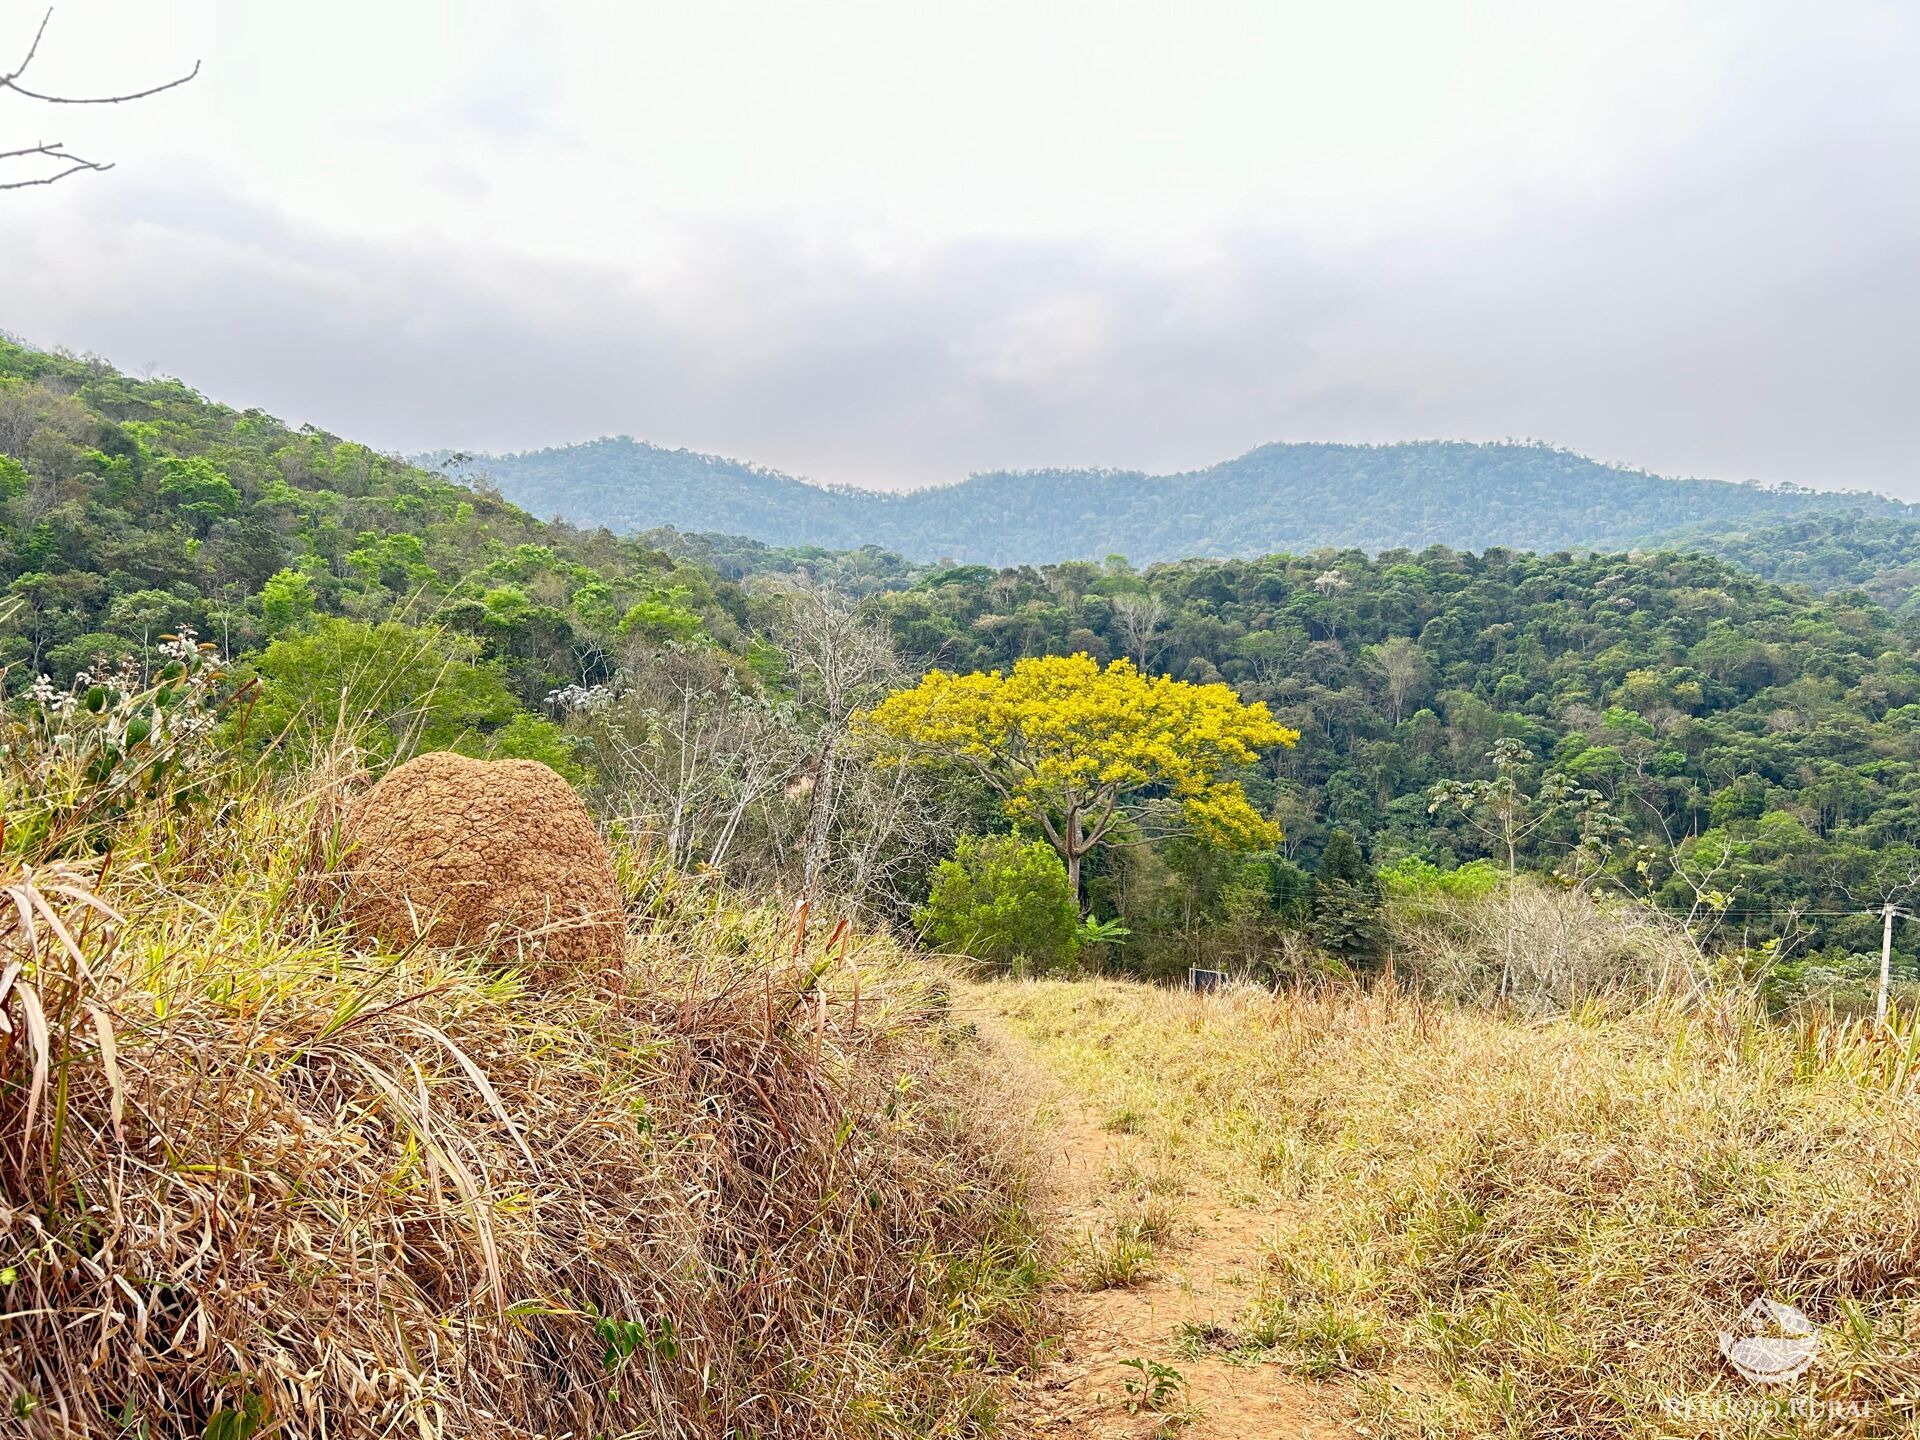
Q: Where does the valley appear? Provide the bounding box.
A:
[5,340,1920,1437]
[8,6,1917,1435]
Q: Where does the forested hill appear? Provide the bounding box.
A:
[1677,513,1920,616]
[863,548,1920,976]
[439,435,1913,565]
[0,340,750,706]
[421,439,858,549]
[11,339,1920,978]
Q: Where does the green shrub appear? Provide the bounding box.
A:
[257,568,316,636]
[1378,856,1503,901]
[242,617,524,764]
[618,591,707,646]
[915,834,1080,972]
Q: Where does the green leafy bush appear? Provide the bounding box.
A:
[915,834,1080,972]
[257,568,316,636]
[5,628,240,860]
[618,591,707,646]
[1378,856,1503,901]
[242,617,553,765]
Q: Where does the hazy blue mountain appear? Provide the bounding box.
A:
[424,437,1915,565]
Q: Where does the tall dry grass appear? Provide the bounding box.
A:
[0,758,1042,1437]
[977,976,1920,1437]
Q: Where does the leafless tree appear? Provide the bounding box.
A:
[763,578,910,897]
[1110,592,1166,669]
[564,649,803,874]
[2,8,198,191]
[822,744,964,912]
[552,594,958,915]
[1364,635,1428,725]
[1842,853,1920,1025]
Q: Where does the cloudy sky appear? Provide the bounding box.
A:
[3,1,1916,493]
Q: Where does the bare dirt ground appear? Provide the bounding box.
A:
[983,1017,1366,1440]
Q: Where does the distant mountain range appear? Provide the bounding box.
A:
[421,438,1915,566]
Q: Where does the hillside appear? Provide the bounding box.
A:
[860,547,1920,983]
[11,340,1920,982]
[438,436,1915,565]
[1677,511,1920,615]
[0,342,750,706]
[11,354,1920,1436]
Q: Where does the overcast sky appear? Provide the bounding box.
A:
[2,1,1916,493]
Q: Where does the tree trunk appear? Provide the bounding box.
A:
[1503,835,1517,1002]
[800,734,839,898]
[1878,903,1896,1027]
[1064,806,1084,911]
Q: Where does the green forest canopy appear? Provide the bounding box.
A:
[9,339,1920,983]
[0,339,753,711]
[854,548,1920,974]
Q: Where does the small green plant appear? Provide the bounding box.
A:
[1119,1193,1182,1247]
[7,629,243,860]
[1170,1320,1237,1360]
[594,1312,679,1371]
[1119,1356,1186,1415]
[592,1312,681,1404]
[1074,1214,1158,1290]
[1245,1297,1386,1376]
[202,1394,268,1440]
[1077,914,1131,946]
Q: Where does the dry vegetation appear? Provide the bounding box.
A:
[0,762,1043,1438]
[1383,871,1695,1013]
[973,973,1920,1437]
[10,637,1920,1440]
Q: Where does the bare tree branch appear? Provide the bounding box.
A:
[0,8,53,86]
[2,8,198,190]
[0,140,107,189]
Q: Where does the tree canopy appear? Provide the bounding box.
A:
[861,653,1297,900]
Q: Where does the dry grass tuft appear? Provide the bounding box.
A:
[979,976,1920,1437]
[0,771,1041,1438]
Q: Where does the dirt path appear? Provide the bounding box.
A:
[983,1018,1364,1440]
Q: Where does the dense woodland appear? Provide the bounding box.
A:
[0,339,752,701]
[850,551,1920,986]
[8,339,1920,1003]
[1680,512,1920,615]
[448,433,1917,566]
[667,516,1920,617]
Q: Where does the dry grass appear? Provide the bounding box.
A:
[0,770,1043,1438]
[1385,875,1695,1013]
[976,976,1920,1437]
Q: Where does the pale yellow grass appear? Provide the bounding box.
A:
[971,976,1920,1438]
[0,769,1043,1440]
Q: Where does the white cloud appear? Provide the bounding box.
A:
[2,0,1915,493]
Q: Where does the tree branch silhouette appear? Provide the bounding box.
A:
[1,8,199,190]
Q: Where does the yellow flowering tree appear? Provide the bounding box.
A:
[860,654,1299,904]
